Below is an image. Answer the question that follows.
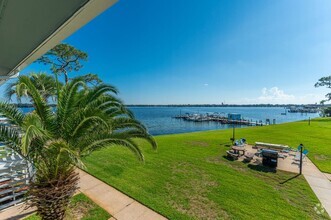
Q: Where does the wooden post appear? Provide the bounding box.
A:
[299,144,303,175]
[231,124,235,145]
[233,125,235,142]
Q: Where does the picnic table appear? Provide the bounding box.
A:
[243,152,255,162]
[231,146,246,155]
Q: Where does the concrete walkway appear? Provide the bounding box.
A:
[277,154,331,217]
[0,169,168,220]
[77,169,167,220]
[301,159,331,217]
[0,204,35,220]
[324,173,331,181]
[277,155,331,217]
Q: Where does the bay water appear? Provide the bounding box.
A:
[21,107,319,136]
[129,107,319,135]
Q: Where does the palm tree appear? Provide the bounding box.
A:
[0,74,156,220]
[5,72,60,102]
[5,72,104,103]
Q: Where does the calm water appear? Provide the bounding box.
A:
[128,107,319,135]
[21,107,319,135]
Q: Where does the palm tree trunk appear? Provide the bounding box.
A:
[29,170,79,220]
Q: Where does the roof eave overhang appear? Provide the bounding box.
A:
[5,0,117,82]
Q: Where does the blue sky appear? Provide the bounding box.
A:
[3,0,331,104]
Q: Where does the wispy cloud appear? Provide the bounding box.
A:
[258,87,295,103]
[204,83,209,86]
[243,87,324,104]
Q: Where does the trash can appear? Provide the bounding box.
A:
[262,149,278,168]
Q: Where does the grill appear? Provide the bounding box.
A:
[261,149,278,168]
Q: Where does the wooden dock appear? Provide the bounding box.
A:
[173,114,264,126]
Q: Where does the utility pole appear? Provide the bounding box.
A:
[232,124,235,145]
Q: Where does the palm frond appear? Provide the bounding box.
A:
[71,115,109,138]
[15,76,54,130]
[80,135,144,161]
[0,125,22,155]
[109,117,148,131]
[111,129,157,150]
[83,94,123,111]
[57,80,86,129]
[21,113,50,156]
[4,81,17,101]
[0,102,24,126]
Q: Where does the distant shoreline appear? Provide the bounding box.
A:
[126,104,325,108]
[13,103,326,108]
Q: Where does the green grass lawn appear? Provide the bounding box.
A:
[25,193,110,220]
[83,118,331,219]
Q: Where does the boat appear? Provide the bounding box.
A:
[287,105,320,113]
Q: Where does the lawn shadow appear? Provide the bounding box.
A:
[99,164,124,177]
[280,174,300,184]
[241,159,251,164]
[247,164,276,173]
[222,155,237,162]
[7,210,36,220]
[219,142,231,147]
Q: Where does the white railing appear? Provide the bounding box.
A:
[0,143,31,211]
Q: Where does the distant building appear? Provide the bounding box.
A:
[228,113,241,120]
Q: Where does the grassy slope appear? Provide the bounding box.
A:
[83,118,331,220]
[25,193,110,220]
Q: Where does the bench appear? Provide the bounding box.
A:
[243,152,255,162]
[226,150,239,160]
[254,142,288,151]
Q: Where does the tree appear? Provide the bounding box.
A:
[5,72,60,102]
[0,74,156,220]
[37,43,88,83]
[322,107,331,117]
[315,76,331,103]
